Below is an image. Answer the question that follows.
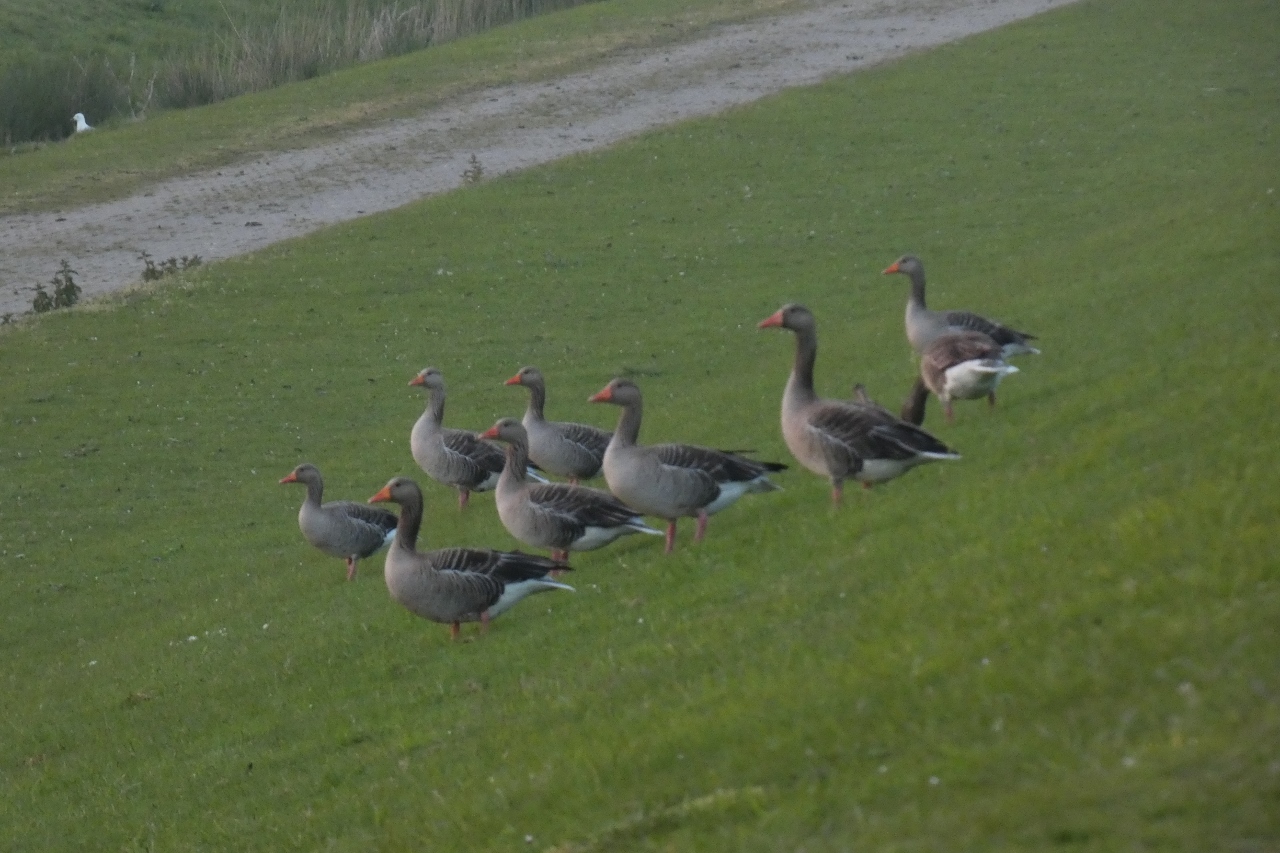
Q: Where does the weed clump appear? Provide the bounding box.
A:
[140,251,202,281]
[462,153,484,184]
[30,260,81,314]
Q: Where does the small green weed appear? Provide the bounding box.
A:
[139,251,203,281]
[462,152,485,184]
[29,260,80,313]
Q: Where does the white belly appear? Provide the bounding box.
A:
[943,361,1017,400]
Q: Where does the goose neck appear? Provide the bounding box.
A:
[524,382,547,422]
[302,476,325,507]
[425,387,446,425]
[787,326,820,403]
[393,493,423,552]
[907,267,928,309]
[611,399,643,448]
[500,439,530,488]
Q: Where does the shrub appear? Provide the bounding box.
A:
[140,251,203,281]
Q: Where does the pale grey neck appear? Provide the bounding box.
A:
[425,388,445,424]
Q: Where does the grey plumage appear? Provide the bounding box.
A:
[279,463,397,580]
[759,303,958,504]
[408,366,510,508]
[505,366,611,483]
[882,254,1039,357]
[588,378,785,553]
[369,476,572,639]
[483,417,663,560]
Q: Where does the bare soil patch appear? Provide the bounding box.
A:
[0,0,1076,316]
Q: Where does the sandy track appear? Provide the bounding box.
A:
[0,0,1075,316]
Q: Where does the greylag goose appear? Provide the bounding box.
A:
[758,303,959,504]
[899,377,930,426]
[505,366,611,484]
[882,255,1039,357]
[587,378,786,553]
[481,418,663,560]
[368,476,573,639]
[408,366,513,508]
[279,463,397,580]
[919,330,1019,422]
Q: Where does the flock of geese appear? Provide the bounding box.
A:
[279,255,1038,639]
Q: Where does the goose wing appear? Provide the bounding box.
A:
[440,429,506,480]
[525,483,644,531]
[941,309,1036,349]
[808,401,952,463]
[323,500,398,554]
[555,422,612,459]
[652,443,783,485]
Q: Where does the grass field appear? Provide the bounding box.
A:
[1,0,1278,849]
[0,0,296,65]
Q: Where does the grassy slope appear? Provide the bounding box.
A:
[0,0,287,61]
[2,0,1278,849]
[0,0,802,214]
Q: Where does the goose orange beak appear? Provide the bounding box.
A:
[278,471,298,484]
[408,374,425,387]
[503,373,522,386]
[882,261,901,275]
[757,310,784,329]
[368,485,393,504]
[588,385,613,403]
[480,424,501,439]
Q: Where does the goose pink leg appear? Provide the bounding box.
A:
[664,521,677,554]
[694,510,709,542]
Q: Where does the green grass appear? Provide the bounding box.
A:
[0,0,605,145]
[0,0,803,213]
[0,0,291,64]
[0,0,351,144]
[2,0,1278,849]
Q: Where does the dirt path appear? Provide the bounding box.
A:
[0,0,1075,317]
